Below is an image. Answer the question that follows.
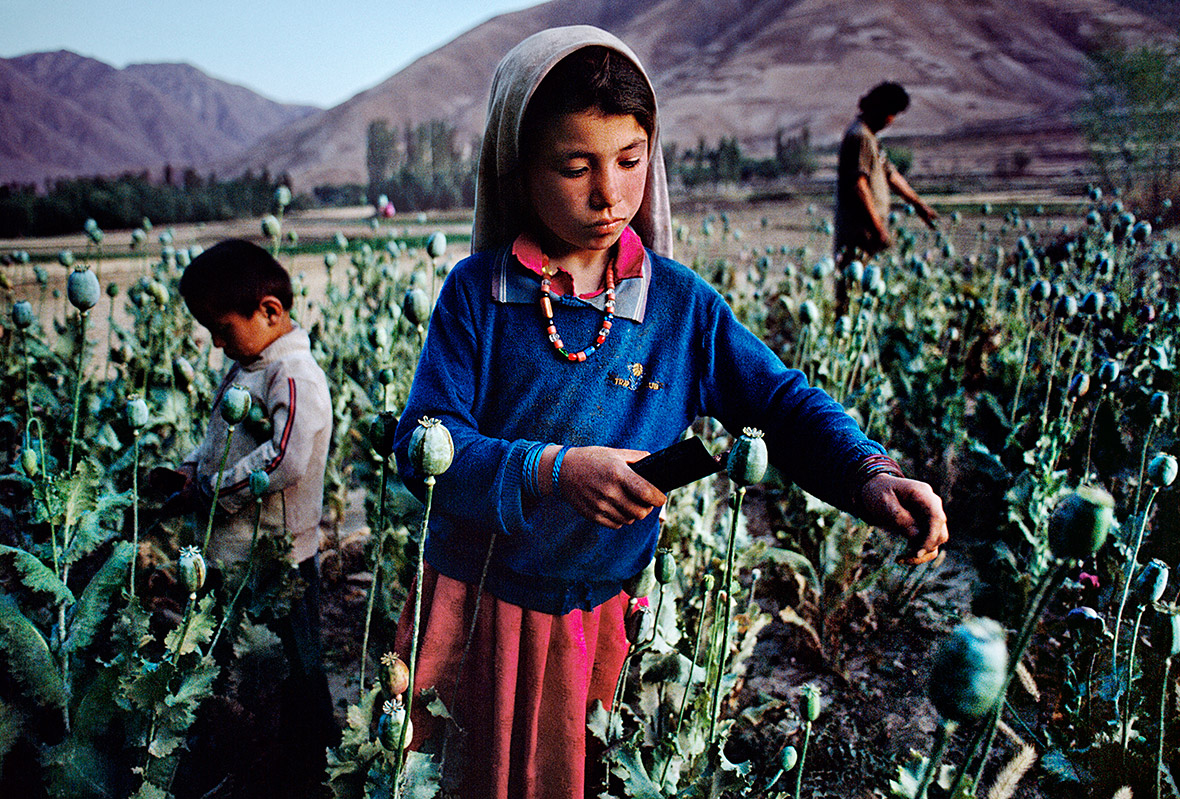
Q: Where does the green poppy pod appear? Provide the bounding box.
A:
[106,282,119,298]
[727,428,768,486]
[861,263,881,293]
[1151,607,1180,660]
[147,280,169,306]
[1067,373,1091,401]
[369,411,399,459]
[1131,221,1152,242]
[845,260,864,286]
[779,745,799,773]
[799,300,818,327]
[84,218,98,234]
[1081,291,1104,315]
[403,288,430,326]
[1098,359,1120,387]
[927,617,1008,723]
[655,548,677,584]
[1030,280,1051,302]
[125,396,149,430]
[220,385,252,425]
[409,417,453,476]
[12,300,33,330]
[261,214,280,239]
[178,546,206,594]
[377,702,412,751]
[378,368,395,386]
[1133,559,1169,607]
[1150,392,1169,420]
[801,683,821,721]
[66,267,100,311]
[87,227,104,245]
[249,469,270,499]
[1065,606,1105,639]
[1086,210,1102,227]
[1054,295,1078,319]
[20,446,38,477]
[426,231,447,259]
[333,232,348,251]
[1048,486,1114,562]
[274,185,292,208]
[1089,186,1103,202]
[1149,453,1178,487]
[131,228,146,248]
[323,252,338,269]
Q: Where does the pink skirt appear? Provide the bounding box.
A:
[394,565,632,799]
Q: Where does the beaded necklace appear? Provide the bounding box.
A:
[539,255,615,362]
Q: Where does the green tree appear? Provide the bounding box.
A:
[1078,41,1180,212]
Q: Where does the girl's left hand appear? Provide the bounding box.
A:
[859,474,948,565]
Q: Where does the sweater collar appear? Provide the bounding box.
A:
[237,323,309,372]
[492,228,649,322]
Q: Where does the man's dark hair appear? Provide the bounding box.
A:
[521,45,656,153]
[858,81,910,119]
[179,239,293,324]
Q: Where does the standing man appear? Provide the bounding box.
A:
[834,81,938,315]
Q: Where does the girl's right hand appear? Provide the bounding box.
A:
[557,446,667,529]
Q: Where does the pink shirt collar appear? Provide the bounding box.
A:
[511,226,646,298]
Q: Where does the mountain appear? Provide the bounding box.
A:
[0,51,319,186]
[221,0,1176,188]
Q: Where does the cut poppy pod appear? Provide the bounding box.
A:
[726,428,768,486]
[380,652,410,698]
[1148,453,1178,487]
[927,617,1008,723]
[409,417,453,476]
[1047,486,1114,562]
[369,411,399,459]
[220,385,252,425]
[11,301,33,330]
[1133,559,1169,608]
[66,267,100,312]
[178,546,206,594]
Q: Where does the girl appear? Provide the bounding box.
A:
[392,25,948,799]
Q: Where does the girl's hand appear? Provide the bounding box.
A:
[557,446,667,528]
[859,474,948,565]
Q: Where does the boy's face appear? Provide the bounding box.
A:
[524,110,649,259]
[206,303,283,364]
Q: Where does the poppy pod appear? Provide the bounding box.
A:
[927,617,1008,723]
[1151,607,1180,660]
[249,469,270,499]
[220,385,252,425]
[403,288,430,327]
[66,267,100,312]
[409,417,453,476]
[727,428,768,486]
[12,301,33,330]
[178,546,206,594]
[1148,453,1178,487]
[125,396,149,430]
[1047,486,1114,562]
[1133,559,1169,608]
[370,411,399,459]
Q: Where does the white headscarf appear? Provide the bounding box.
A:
[471,25,673,259]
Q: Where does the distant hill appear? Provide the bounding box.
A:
[0,51,318,186]
[220,0,1177,188]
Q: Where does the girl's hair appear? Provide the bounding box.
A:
[520,45,655,154]
[179,238,293,324]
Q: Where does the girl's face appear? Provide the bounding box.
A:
[524,109,649,260]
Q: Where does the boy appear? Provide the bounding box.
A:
[176,238,335,796]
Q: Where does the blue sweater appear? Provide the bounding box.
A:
[393,245,886,614]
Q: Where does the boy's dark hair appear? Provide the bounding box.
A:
[521,45,656,153]
[179,239,293,324]
[858,81,910,118]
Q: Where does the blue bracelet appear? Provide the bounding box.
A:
[522,442,545,498]
[552,446,570,496]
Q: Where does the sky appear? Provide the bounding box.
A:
[1,0,541,108]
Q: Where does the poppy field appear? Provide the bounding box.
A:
[0,187,1178,798]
